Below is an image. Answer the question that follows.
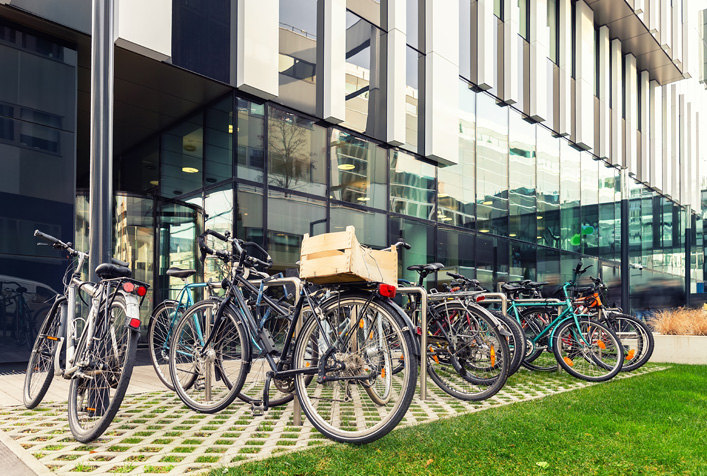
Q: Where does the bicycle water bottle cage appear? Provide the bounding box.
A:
[95,263,132,280]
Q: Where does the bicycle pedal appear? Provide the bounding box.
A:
[250,401,264,417]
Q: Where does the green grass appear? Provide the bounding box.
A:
[213,365,707,476]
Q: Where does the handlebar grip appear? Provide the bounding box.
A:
[395,238,412,250]
[243,241,273,268]
[111,258,129,267]
[34,229,62,246]
[205,229,228,242]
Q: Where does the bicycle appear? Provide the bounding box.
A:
[167,229,419,444]
[1,281,38,349]
[23,230,149,442]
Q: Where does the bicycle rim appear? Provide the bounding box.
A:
[553,318,623,382]
[519,308,558,372]
[168,300,248,413]
[293,294,417,444]
[148,301,181,391]
[23,305,61,409]
[603,313,654,372]
[68,296,138,442]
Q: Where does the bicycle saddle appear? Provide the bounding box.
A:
[95,263,132,280]
[500,283,522,292]
[407,262,444,273]
[166,267,197,279]
[527,281,549,287]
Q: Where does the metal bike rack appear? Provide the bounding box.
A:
[395,287,428,400]
[473,292,508,318]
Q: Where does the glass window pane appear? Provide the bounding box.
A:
[459,0,471,80]
[476,93,509,236]
[438,81,476,229]
[508,110,536,242]
[331,203,387,247]
[598,162,618,260]
[330,129,387,210]
[279,0,318,115]
[518,0,528,40]
[267,190,326,270]
[389,217,434,286]
[204,96,233,184]
[511,241,537,281]
[267,106,326,195]
[161,113,203,197]
[404,46,422,153]
[438,227,475,287]
[560,140,580,252]
[581,152,599,256]
[236,98,265,182]
[537,246,561,292]
[406,0,420,49]
[537,126,560,248]
[205,185,233,240]
[476,235,509,290]
[390,150,435,219]
[236,184,264,246]
[548,0,558,63]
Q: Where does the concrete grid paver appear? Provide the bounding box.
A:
[0,365,668,475]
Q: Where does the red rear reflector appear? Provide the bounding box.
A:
[136,286,147,297]
[128,318,141,329]
[122,282,134,293]
[377,284,396,298]
[476,295,486,302]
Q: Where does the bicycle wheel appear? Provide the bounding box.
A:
[148,301,180,390]
[552,318,623,382]
[23,304,62,409]
[490,310,525,377]
[426,302,509,401]
[237,310,295,408]
[519,308,557,372]
[68,295,138,442]
[602,312,654,372]
[168,300,249,413]
[293,293,417,444]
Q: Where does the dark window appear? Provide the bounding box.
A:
[0,116,13,141]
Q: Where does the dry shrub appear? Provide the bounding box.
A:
[651,308,707,336]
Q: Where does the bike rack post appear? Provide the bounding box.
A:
[474,292,508,318]
[395,287,428,400]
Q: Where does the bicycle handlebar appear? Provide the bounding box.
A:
[394,238,412,250]
[199,230,273,269]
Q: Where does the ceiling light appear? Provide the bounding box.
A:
[479,229,490,233]
[228,124,233,134]
[438,193,449,198]
[338,164,355,171]
[357,197,370,202]
[276,233,285,237]
[509,233,517,237]
[482,200,493,205]
[182,167,199,174]
[149,180,159,186]
[183,143,196,152]
[537,215,543,219]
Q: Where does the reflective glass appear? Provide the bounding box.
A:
[279,0,318,115]
[537,247,561,293]
[405,46,422,153]
[518,0,529,40]
[406,0,420,49]
[598,163,618,260]
[476,235,509,291]
[205,184,233,244]
[627,180,642,267]
[204,96,233,185]
[236,184,264,246]
[580,153,599,256]
[343,12,384,138]
[346,0,381,27]
[438,228,475,287]
[161,113,203,197]
[536,126,560,248]
[267,191,326,271]
[236,98,265,182]
[330,204,387,247]
[117,137,159,194]
[640,187,654,269]
[548,0,558,63]
[459,0,471,80]
[508,110,536,242]
[390,150,435,219]
[559,140,580,252]
[330,129,387,210]
[267,106,327,195]
[389,217,434,286]
[438,81,475,229]
[510,242,537,282]
[476,93,509,236]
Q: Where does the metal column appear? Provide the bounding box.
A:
[88,0,115,281]
[620,168,630,312]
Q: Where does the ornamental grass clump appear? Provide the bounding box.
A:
[651,308,707,336]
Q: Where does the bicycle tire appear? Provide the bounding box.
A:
[601,312,654,372]
[293,293,417,444]
[23,304,62,409]
[147,300,181,391]
[168,300,249,413]
[489,310,525,377]
[426,302,509,401]
[68,295,139,442]
[519,307,558,372]
[552,318,623,382]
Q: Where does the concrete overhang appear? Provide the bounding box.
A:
[585,0,684,85]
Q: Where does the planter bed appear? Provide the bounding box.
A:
[650,333,707,364]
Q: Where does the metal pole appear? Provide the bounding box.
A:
[395,287,427,400]
[88,0,115,281]
[620,168,630,312]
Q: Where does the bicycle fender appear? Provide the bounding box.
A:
[122,292,141,328]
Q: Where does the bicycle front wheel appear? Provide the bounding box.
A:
[168,300,249,413]
[293,293,417,444]
[148,301,182,391]
[24,303,62,409]
[68,295,138,442]
[519,308,557,372]
[552,318,623,382]
[490,310,525,377]
[602,312,654,372]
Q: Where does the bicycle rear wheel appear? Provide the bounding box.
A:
[602,312,654,372]
[168,300,249,413]
[147,300,181,391]
[426,302,509,401]
[552,318,623,382]
[23,303,62,409]
[490,310,525,377]
[519,308,557,372]
[68,295,138,442]
[293,293,417,444]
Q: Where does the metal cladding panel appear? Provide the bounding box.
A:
[116,0,171,61]
[660,0,671,50]
[426,0,458,63]
[649,80,662,190]
[625,54,637,172]
[598,26,610,159]
[502,0,519,105]
[477,0,495,90]
[387,0,406,33]
[638,70,649,182]
[649,0,659,34]
[672,0,682,66]
[574,0,593,149]
[322,0,346,123]
[425,52,459,166]
[610,39,622,167]
[684,101,692,207]
[529,0,548,122]
[695,112,700,211]
[558,0,571,135]
[386,29,406,146]
[236,0,278,99]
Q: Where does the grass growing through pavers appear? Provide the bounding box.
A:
[213,365,707,476]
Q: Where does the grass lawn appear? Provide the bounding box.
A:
[213,365,707,476]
